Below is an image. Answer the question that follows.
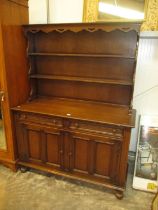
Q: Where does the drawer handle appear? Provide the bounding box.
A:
[53,119,57,124]
[113,129,121,133]
[19,114,26,120]
[74,123,79,128]
[106,142,115,145]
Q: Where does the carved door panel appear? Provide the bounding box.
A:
[16,122,63,170]
[69,132,90,174]
[70,132,122,184]
[62,131,72,171]
[43,127,64,170]
[15,122,31,161]
[92,137,122,184]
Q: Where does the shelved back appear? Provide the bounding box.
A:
[24,23,140,107]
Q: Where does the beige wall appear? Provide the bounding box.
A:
[29,0,47,24]
[49,0,84,23]
[29,0,83,24]
[130,32,158,151]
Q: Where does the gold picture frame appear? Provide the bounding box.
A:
[83,0,158,31]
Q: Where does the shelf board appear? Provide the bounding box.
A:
[28,52,135,59]
[30,74,133,86]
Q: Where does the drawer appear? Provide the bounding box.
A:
[69,120,123,140]
[14,112,124,140]
[14,112,63,128]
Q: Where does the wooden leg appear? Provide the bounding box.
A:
[115,190,124,200]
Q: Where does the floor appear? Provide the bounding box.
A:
[0,162,155,210]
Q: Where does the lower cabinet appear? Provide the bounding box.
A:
[70,132,122,184]
[14,112,127,196]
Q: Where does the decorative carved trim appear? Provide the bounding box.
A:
[23,23,141,34]
[83,0,158,31]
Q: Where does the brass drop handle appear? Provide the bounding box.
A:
[74,122,79,128]
[53,119,57,124]
[0,91,4,102]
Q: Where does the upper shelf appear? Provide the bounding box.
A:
[30,74,133,86]
[28,53,135,59]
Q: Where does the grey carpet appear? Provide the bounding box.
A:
[0,164,155,210]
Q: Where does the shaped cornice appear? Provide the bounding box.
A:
[23,22,141,35]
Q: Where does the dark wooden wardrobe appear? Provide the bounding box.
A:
[12,22,141,198]
[0,0,29,170]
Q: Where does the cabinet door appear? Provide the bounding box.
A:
[70,132,122,184]
[15,122,63,170]
[44,127,64,170]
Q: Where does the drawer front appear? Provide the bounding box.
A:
[69,120,123,140]
[14,112,124,140]
[14,112,63,128]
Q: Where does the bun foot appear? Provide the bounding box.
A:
[115,190,124,199]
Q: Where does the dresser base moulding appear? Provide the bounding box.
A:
[17,161,125,196]
[0,159,18,172]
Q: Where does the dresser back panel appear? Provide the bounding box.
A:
[29,30,137,56]
[37,80,132,105]
[33,56,135,82]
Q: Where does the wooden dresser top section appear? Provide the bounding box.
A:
[12,97,136,128]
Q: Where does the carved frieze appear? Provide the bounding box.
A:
[23,23,141,34]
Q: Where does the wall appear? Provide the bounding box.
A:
[29,0,83,24]
[49,0,84,23]
[29,1,158,152]
[130,32,158,151]
[29,0,47,24]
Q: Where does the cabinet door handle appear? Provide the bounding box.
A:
[59,150,63,154]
